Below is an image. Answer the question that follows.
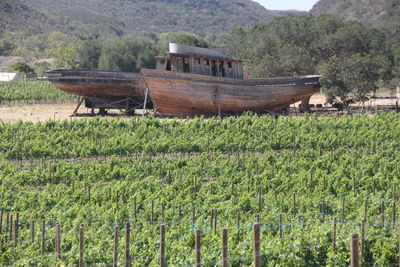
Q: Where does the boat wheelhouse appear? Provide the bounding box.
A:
[155,43,244,79]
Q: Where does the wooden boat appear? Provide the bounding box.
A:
[46,69,151,113]
[141,43,320,116]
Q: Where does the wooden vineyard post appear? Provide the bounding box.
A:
[13,220,18,248]
[41,218,45,256]
[361,219,365,258]
[332,217,337,253]
[9,214,13,243]
[116,191,119,210]
[160,224,166,267]
[79,224,84,267]
[258,188,262,213]
[364,200,368,222]
[113,225,119,267]
[56,223,61,263]
[125,222,131,267]
[253,223,261,267]
[15,213,19,236]
[350,233,359,267]
[279,214,283,238]
[256,214,260,223]
[195,230,201,267]
[222,228,228,267]
[6,212,9,241]
[31,220,35,244]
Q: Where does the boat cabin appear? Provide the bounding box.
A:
[156,43,244,79]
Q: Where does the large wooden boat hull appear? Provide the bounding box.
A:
[141,69,321,116]
[46,70,148,105]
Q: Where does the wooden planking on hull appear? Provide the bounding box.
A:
[46,70,148,103]
[141,69,321,116]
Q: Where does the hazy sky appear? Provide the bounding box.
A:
[254,0,319,11]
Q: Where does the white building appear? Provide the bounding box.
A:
[0,72,19,82]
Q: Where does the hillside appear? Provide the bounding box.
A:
[311,0,400,37]
[0,0,127,39]
[0,0,56,34]
[9,0,301,39]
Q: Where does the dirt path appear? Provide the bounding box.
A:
[0,93,397,124]
[0,103,86,123]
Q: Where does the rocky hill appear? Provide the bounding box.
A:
[311,0,400,37]
[0,0,55,34]
[1,0,302,39]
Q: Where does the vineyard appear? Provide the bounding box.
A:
[0,113,400,266]
[0,80,76,102]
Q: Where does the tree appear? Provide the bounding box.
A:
[47,32,81,68]
[98,38,158,72]
[33,62,50,76]
[12,62,34,74]
[0,38,15,56]
[75,40,102,70]
[320,54,389,110]
[224,13,395,108]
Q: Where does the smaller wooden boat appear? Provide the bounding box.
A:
[141,43,320,116]
[46,69,151,113]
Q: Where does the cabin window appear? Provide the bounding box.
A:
[205,60,210,66]
[227,62,232,68]
[195,58,201,64]
[211,61,217,76]
[220,61,226,77]
[183,58,190,73]
[166,60,171,71]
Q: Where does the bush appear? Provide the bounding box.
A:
[12,62,34,74]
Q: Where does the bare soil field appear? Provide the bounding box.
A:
[0,103,86,123]
[0,93,398,123]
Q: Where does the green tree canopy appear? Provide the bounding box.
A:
[75,40,103,70]
[12,62,34,74]
[47,32,81,68]
[225,14,395,107]
[0,38,15,56]
[98,38,158,72]
[320,54,390,109]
